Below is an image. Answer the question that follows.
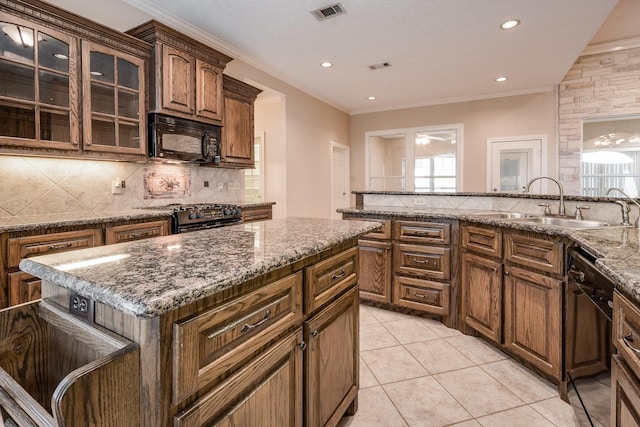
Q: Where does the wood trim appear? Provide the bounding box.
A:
[0,0,151,58]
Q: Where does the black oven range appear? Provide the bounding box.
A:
[162,203,242,233]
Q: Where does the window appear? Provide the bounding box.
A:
[366,124,462,192]
[244,132,264,202]
[581,117,640,197]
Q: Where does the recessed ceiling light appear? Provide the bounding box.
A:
[495,76,508,82]
[500,19,520,30]
[367,96,376,100]
[321,61,333,68]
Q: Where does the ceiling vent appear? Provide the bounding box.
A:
[368,62,392,70]
[311,3,347,21]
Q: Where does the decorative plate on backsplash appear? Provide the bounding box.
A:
[143,168,191,199]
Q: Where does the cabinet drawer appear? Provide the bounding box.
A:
[8,271,41,306]
[461,224,502,257]
[393,276,450,315]
[174,330,303,427]
[394,243,451,280]
[614,291,640,382]
[612,355,640,426]
[349,218,391,240]
[504,233,563,274]
[304,247,358,313]
[173,272,303,403]
[105,220,170,244]
[7,229,103,267]
[241,207,272,223]
[393,221,450,244]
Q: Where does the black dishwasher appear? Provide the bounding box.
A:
[565,246,614,427]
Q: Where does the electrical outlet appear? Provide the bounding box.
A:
[112,178,124,194]
[69,292,94,322]
[413,197,426,206]
[217,182,225,191]
[204,181,209,188]
[228,181,240,191]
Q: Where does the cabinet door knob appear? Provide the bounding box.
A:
[311,330,319,338]
[504,271,510,276]
[298,341,307,351]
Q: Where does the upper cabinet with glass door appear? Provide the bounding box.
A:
[0,15,79,150]
[82,42,145,155]
[0,1,150,160]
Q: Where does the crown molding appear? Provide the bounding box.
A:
[582,36,640,56]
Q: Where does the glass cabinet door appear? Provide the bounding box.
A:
[82,41,145,155]
[0,16,78,148]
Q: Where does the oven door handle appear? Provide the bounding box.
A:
[624,333,640,355]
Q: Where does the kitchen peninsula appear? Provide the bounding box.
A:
[4,217,381,426]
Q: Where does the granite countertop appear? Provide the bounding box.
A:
[0,209,174,233]
[19,217,381,318]
[341,205,640,303]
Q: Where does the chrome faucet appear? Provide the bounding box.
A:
[606,188,640,227]
[523,176,566,216]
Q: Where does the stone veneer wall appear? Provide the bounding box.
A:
[558,46,640,195]
[0,155,243,217]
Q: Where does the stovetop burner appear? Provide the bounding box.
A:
[147,203,242,233]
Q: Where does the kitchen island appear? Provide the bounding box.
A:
[4,217,380,427]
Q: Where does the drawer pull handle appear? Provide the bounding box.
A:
[47,242,73,250]
[415,292,427,299]
[624,333,640,355]
[331,270,346,280]
[239,310,271,334]
[415,259,431,265]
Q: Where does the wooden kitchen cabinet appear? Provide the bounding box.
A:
[0,13,79,151]
[0,0,150,160]
[221,75,262,167]
[358,239,392,303]
[241,204,273,223]
[4,228,103,306]
[461,251,502,343]
[105,219,170,244]
[127,20,232,125]
[392,220,455,320]
[612,291,640,426]
[503,265,562,379]
[460,223,565,381]
[81,41,146,156]
[0,300,140,426]
[172,272,302,402]
[305,286,359,427]
[174,330,303,427]
[612,355,640,427]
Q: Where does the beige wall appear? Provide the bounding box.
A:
[226,60,351,218]
[255,98,287,219]
[350,91,557,194]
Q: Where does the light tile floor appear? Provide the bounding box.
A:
[337,304,582,427]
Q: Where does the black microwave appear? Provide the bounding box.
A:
[149,113,222,163]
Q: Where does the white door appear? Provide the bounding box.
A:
[487,136,547,193]
[331,142,350,219]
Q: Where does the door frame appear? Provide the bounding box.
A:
[486,135,548,193]
[330,141,350,219]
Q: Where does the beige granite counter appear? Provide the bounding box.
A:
[19,217,380,318]
[0,209,174,233]
[340,204,639,303]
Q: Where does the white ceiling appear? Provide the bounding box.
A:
[43,0,624,114]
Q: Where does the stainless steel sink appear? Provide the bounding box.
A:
[471,212,534,219]
[510,217,611,228]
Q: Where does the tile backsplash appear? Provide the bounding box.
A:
[0,155,243,216]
